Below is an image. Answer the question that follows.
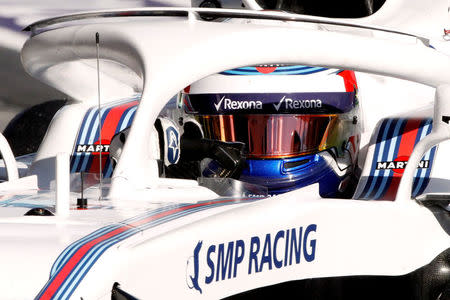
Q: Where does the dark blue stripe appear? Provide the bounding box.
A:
[102,157,111,178]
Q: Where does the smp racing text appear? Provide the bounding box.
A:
[187,224,317,294]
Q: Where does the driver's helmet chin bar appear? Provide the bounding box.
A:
[396,84,450,203]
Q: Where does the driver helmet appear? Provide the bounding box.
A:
[181,65,361,197]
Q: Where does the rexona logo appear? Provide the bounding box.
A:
[273,96,322,111]
[214,96,263,111]
[186,224,317,294]
[376,156,430,174]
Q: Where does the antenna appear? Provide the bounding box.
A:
[96,32,103,200]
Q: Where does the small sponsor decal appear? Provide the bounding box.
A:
[214,96,263,111]
[444,29,450,41]
[166,126,180,164]
[186,241,203,294]
[376,156,429,174]
[273,96,322,112]
[186,224,317,294]
[76,143,110,154]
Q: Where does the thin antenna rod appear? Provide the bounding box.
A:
[96,32,103,200]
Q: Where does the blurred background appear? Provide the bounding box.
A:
[0,0,188,131]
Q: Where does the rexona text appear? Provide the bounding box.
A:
[215,96,263,111]
[187,224,317,294]
[274,96,322,111]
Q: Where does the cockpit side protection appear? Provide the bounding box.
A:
[354,118,436,200]
[70,96,139,178]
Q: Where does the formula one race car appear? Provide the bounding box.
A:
[0,0,449,299]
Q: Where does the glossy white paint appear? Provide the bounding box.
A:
[0,132,18,181]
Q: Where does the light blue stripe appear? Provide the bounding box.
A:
[78,108,96,144]
[104,164,113,178]
[119,106,137,131]
[79,153,91,173]
[233,65,313,71]
[50,223,122,276]
[55,226,141,299]
[77,109,100,173]
[51,205,176,274]
[364,119,393,198]
[274,68,327,75]
[412,148,432,196]
[88,107,109,144]
[373,119,403,199]
[275,65,311,70]
[70,154,82,173]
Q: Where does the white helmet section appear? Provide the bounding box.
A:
[188,68,347,94]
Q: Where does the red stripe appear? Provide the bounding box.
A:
[101,101,138,141]
[39,226,129,299]
[338,70,357,92]
[89,101,138,174]
[382,119,422,200]
[39,198,252,299]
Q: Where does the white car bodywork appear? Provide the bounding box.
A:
[0,1,448,299]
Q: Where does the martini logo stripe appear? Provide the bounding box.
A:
[363,118,393,198]
[369,118,402,198]
[357,118,435,200]
[378,119,420,200]
[37,197,261,299]
[87,101,138,175]
[50,205,177,275]
[373,119,405,199]
[59,203,233,299]
[50,224,123,276]
[70,99,139,177]
[43,201,255,299]
[71,108,97,173]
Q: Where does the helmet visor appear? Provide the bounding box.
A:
[197,114,336,158]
